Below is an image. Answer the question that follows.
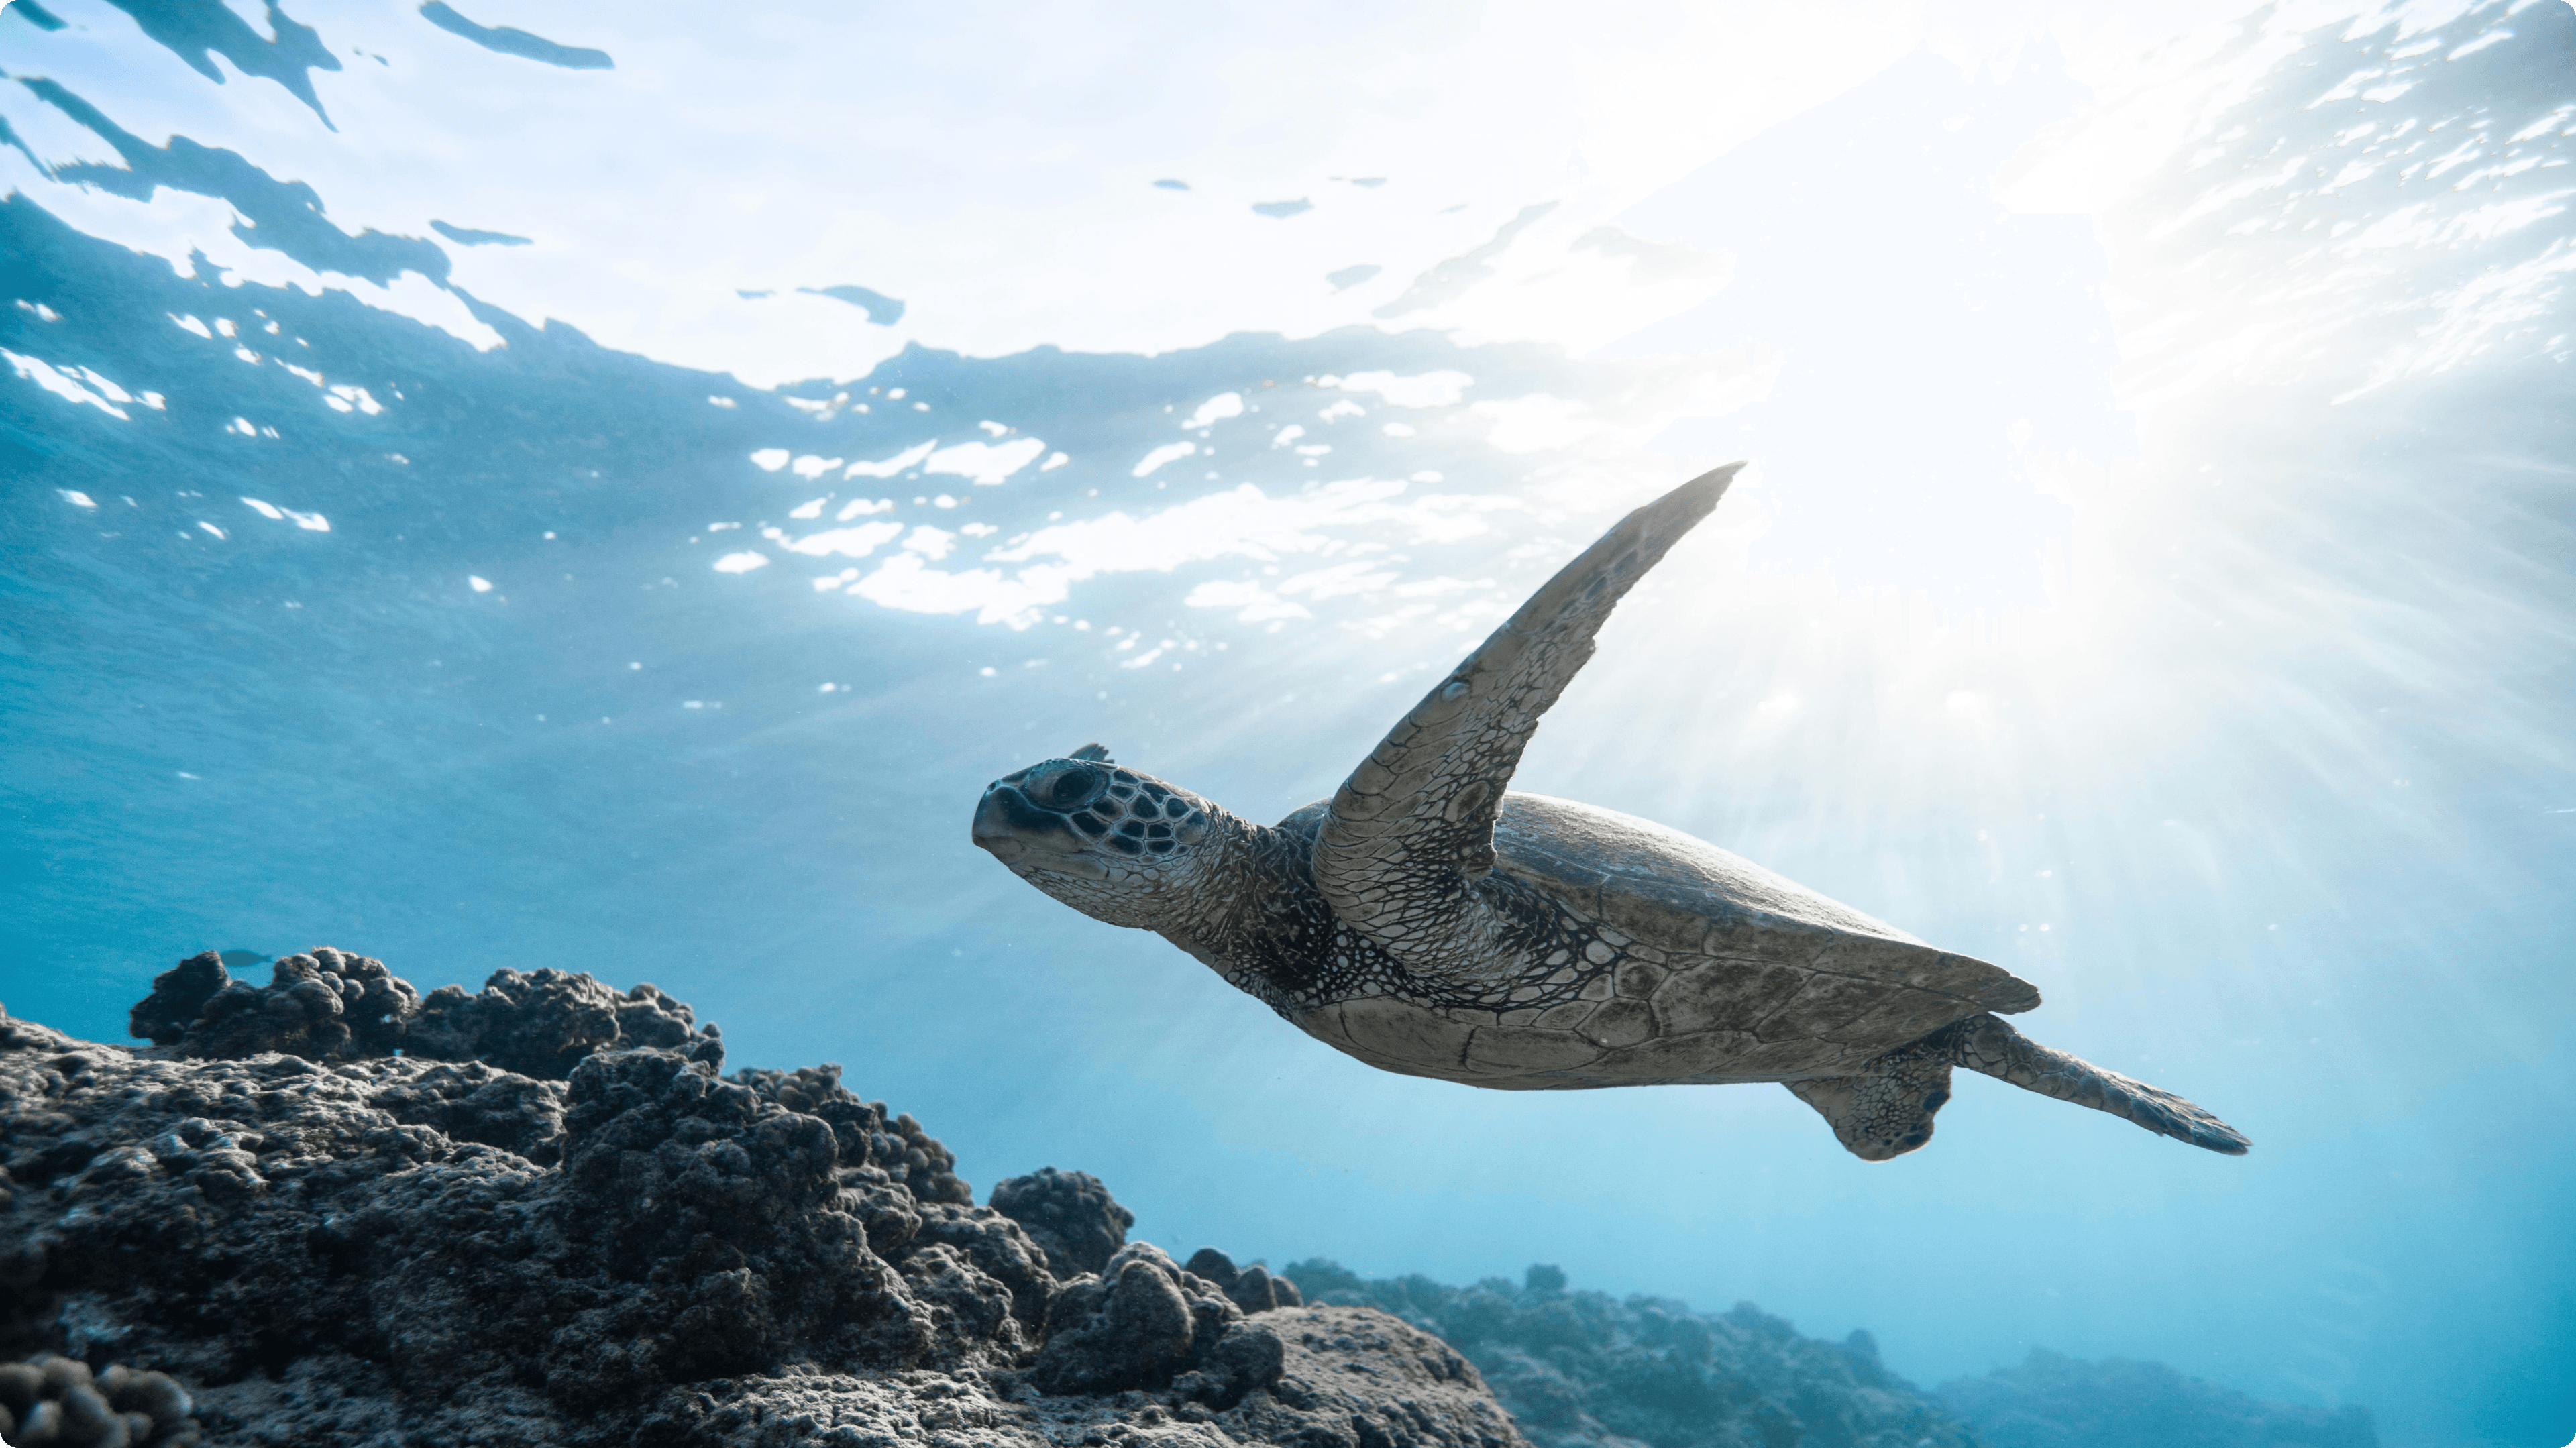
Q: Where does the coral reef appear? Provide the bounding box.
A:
[407,970,720,1080]
[1184,1248,1305,1317]
[128,949,417,1062]
[0,1355,202,1447]
[122,954,229,1048]
[1937,1349,2379,1448]
[0,957,1524,1448]
[123,948,721,1078]
[1286,1260,1975,1448]
[625,1304,1517,1448]
[988,1166,1134,1278]
[1026,1242,1250,1396]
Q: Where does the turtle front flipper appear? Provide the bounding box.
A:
[1313,464,1743,967]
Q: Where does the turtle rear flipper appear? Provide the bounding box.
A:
[1785,1036,1959,1161]
[1947,1013,2251,1155]
[1790,1014,2251,1160]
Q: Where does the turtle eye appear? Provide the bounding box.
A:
[1027,763,1107,812]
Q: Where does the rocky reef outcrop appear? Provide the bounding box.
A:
[0,1354,203,1447]
[987,1168,1134,1280]
[125,949,721,1077]
[127,948,421,1064]
[1,951,1521,1448]
[1285,1261,1974,1448]
[1936,1349,2379,1448]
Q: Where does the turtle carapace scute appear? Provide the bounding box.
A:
[970,465,2249,1161]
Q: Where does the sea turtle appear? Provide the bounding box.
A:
[971,465,2249,1160]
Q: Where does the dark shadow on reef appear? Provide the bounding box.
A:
[0,951,2376,1447]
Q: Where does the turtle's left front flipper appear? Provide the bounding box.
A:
[1314,464,1743,957]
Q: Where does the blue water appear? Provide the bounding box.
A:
[4,3,2571,1445]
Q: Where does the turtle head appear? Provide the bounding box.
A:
[972,743,1234,929]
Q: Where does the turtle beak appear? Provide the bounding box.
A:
[973,784,1104,877]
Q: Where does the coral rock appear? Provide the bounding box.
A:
[1287,1260,1979,1448]
[1031,1242,1244,1394]
[408,969,720,1079]
[132,948,419,1062]
[988,1166,1134,1278]
[125,954,229,1048]
[0,1354,202,1447]
[5,972,1534,1448]
[126,950,729,1083]
[1183,1248,1304,1315]
[1212,1305,1520,1448]
[1939,1348,2381,1448]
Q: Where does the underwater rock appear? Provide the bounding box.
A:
[1937,1348,2380,1448]
[128,948,418,1062]
[906,1201,1058,1329]
[1184,1247,1305,1315]
[123,954,229,1048]
[727,1062,969,1203]
[1195,1304,1518,1447]
[407,968,722,1079]
[1287,1260,1980,1448]
[0,970,1534,1448]
[367,1057,568,1164]
[1028,1242,1246,1394]
[121,950,722,1080]
[0,1353,204,1447]
[625,1303,1517,1448]
[989,1165,1135,1278]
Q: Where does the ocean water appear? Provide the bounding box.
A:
[2,1,2570,1444]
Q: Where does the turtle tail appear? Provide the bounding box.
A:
[1943,1013,2251,1155]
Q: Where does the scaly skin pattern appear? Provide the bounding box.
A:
[1165,807,1613,1021]
[1016,796,1993,1096]
[999,791,1614,1022]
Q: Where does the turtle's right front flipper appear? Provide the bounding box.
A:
[1945,1013,2251,1155]
[1313,464,1743,963]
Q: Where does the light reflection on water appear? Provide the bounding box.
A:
[2,2,2571,1444]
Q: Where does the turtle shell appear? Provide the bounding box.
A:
[1302,793,2041,1091]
